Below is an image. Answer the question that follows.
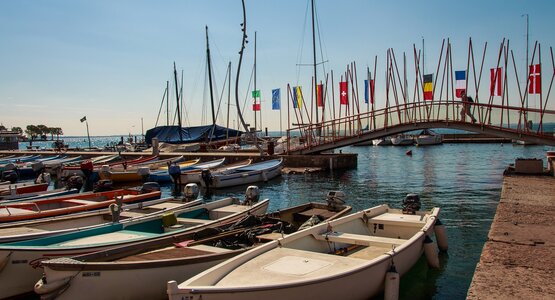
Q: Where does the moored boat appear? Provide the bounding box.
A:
[416,129,443,146]
[391,134,414,146]
[0,194,269,298]
[167,204,440,300]
[35,191,351,300]
[372,137,392,146]
[177,159,252,184]
[200,159,283,189]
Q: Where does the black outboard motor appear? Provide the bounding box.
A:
[402,193,421,214]
[80,161,95,192]
[2,170,18,184]
[93,179,113,192]
[168,164,181,196]
[66,175,84,191]
[200,169,213,192]
[141,182,160,194]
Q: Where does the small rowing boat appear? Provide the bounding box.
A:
[200,159,283,189]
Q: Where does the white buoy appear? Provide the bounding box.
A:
[424,235,440,269]
[384,264,400,300]
[434,218,449,252]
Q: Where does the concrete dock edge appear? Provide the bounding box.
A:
[467,175,555,299]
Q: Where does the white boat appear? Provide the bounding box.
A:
[0,195,269,298]
[200,159,283,189]
[391,134,414,146]
[372,137,392,146]
[179,159,253,184]
[416,129,443,146]
[167,204,440,300]
[35,196,352,300]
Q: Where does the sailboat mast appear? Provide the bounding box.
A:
[254,31,257,132]
[524,14,529,115]
[166,80,169,126]
[206,26,217,126]
[311,0,318,124]
[226,62,231,142]
[173,62,183,141]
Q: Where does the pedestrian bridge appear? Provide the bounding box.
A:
[286,101,555,154]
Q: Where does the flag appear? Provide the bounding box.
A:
[455,70,466,98]
[370,79,375,104]
[292,86,302,108]
[252,99,260,111]
[490,67,502,96]
[272,88,280,110]
[364,80,369,104]
[317,84,324,107]
[339,81,348,105]
[529,64,541,94]
[252,90,260,98]
[423,74,433,100]
[80,116,87,123]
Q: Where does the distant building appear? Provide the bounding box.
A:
[0,131,19,150]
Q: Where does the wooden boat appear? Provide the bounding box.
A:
[200,159,283,189]
[60,155,157,178]
[0,189,161,223]
[391,134,414,146]
[35,197,351,299]
[0,197,202,243]
[0,196,269,298]
[99,156,185,183]
[177,159,252,184]
[372,137,392,146]
[0,187,79,203]
[416,129,443,146]
[167,204,440,300]
[147,158,208,182]
[0,182,49,197]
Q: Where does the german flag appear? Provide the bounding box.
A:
[423,74,433,101]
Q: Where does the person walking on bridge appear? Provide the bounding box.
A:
[460,91,477,123]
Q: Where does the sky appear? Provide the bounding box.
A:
[1,0,554,136]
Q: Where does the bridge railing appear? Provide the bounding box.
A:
[286,100,555,153]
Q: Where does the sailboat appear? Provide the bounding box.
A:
[145,27,242,146]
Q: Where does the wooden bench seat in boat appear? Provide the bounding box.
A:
[118,246,215,261]
[119,211,149,218]
[209,204,245,219]
[313,232,408,247]
[176,217,213,225]
[369,213,426,228]
[65,199,100,205]
[0,207,36,216]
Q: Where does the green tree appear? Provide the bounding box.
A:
[36,124,48,140]
[52,127,64,140]
[0,125,6,131]
[25,125,39,140]
[11,127,23,134]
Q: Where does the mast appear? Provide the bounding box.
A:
[254,31,257,132]
[166,80,169,126]
[206,26,217,126]
[173,62,183,141]
[523,14,529,123]
[311,0,319,125]
[235,0,250,134]
[226,62,231,142]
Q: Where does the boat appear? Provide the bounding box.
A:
[177,159,252,184]
[0,196,202,243]
[150,158,227,183]
[0,194,269,298]
[99,156,185,183]
[0,187,79,203]
[416,129,443,146]
[35,191,351,300]
[391,134,414,146]
[147,158,202,182]
[167,204,440,300]
[199,158,283,189]
[0,188,161,223]
[0,182,49,197]
[372,137,392,146]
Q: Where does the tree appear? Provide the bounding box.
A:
[0,125,6,131]
[51,127,64,140]
[25,125,39,140]
[11,127,23,134]
[36,125,48,140]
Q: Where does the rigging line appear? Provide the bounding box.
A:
[295,0,311,85]
[314,2,328,77]
[215,64,230,124]
[240,65,255,120]
[154,86,167,127]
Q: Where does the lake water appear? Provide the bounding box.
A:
[155,142,551,299]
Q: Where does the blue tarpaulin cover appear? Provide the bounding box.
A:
[145,125,242,145]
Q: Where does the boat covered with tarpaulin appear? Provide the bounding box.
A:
[145,125,242,145]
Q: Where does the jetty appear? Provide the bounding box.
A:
[467,174,555,299]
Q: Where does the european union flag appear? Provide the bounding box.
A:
[272,88,280,110]
[292,86,298,108]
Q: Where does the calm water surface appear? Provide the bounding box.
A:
[156,143,550,300]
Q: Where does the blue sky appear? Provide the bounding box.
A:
[1,0,554,135]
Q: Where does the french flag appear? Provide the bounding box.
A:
[455,70,466,98]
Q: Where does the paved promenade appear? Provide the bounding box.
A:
[467,175,555,299]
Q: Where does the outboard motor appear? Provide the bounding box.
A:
[200,169,213,191]
[326,191,346,212]
[109,203,121,223]
[402,193,421,214]
[183,183,200,202]
[243,186,260,205]
[141,182,160,194]
[93,179,113,192]
[35,172,51,185]
[137,167,150,182]
[80,161,95,192]
[2,170,18,184]
[168,164,182,196]
[31,161,44,175]
[66,174,84,191]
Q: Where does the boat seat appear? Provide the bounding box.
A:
[369,213,426,228]
[313,232,407,247]
[176,217,213,225]
[65,199,98,205]
[209,204,245,219]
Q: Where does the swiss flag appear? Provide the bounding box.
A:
[529,64,541,94]
[339,81,348,105]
